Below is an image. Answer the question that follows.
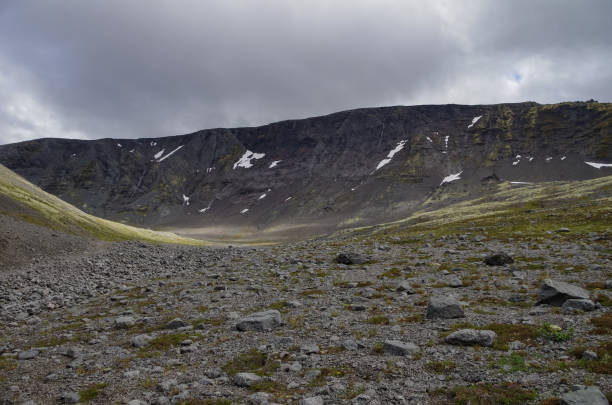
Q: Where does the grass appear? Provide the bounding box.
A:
[591,313,612,334]
[366,315,390,325]
[432,382,536,405]
[425,360,456,373]
[221,349,279,377]
[145,332,193,352]
[493,353,532,374]
[79,383,107,402]
[574,341,612,374]
[308,367,350,387]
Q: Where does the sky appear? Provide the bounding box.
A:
[0,0,611,145]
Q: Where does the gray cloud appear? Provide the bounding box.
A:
[1,0,611,145]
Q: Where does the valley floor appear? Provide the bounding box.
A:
[1,224,611,404]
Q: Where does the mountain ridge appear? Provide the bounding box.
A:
[0,101,611,241]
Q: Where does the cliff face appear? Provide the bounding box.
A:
[1,101,611,236]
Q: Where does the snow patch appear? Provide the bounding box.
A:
[154,149,165,159]
[529,157,534,162]
[546,157,553,162]
[233,150,266,169]
[129,149,135,153]
[206,167,215,174]
[426,136,432,143]
[182,194,190,206]
[150,141,157,147]
[444,135,450,149]
[510,181,533,185]
[269,160,282,168]
[467,115,482,128]
[157,145,184,162]
[199,201,213,214]
[284,196,292,202]
[258,193,267,200]
[585,161,612,169]
[117,143,122,148]
[561,156,566,160]
[375,140,407,171]
[240,208,249,214]
[512,160,520,166]
[440,171,462,185]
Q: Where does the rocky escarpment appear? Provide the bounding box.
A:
[0,101,611,238]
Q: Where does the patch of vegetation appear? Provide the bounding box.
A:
[591,313,612,334]
[249,379,288,394]
[221,349,279,377]
[494,353,531,374]
[443,322,538,350]
[146,332,193,352]
[378,268,402,279]
[308,367,350,387]
[366,315,390,325]
[596,294,612,307]
[176,400,232,405]
[425,360,456,373]
[433,382,536,405]
[79,383,107,402]
[269,300,288,310]
[575,341,612,374]
[538,323,574,342]
[0,357,17,371]
[300,289,325,296]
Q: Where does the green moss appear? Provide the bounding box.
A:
[221,349,278,376]
[433,382,536,405]
[79,383,107,402]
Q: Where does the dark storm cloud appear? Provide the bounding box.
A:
[0,0,611,144]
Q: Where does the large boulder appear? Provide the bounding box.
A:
[562,299,595,314]
[560,386,609,405]
[236,310,281,332]
[537,279,590,306]
[483,253,514,266]
[335,252,369,265]
[445,329,497,347]
[382,340,419,356]
[425,296,465,319]
[233,372,262,387]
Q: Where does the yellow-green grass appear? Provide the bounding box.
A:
[0,164,207,245]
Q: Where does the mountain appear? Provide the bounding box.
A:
[0,101,611,241]
[0,163,203,268]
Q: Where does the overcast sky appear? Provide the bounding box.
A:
[0,0,611,145]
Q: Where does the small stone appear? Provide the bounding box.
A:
[396,281,415,293]
[556,227,571,233]
[445,329,497,347]
[425,296,465,319]
[66,347,81,359]
[508,341,526,350]
[582,350,599,361]
[484,253,514,266]
[382,340,419,356]
[130,334,152,348]
[560,386,608,405]
[166,318,189,329]
[236,310,281,332]
[234,372,262,387]
[301,344,320,354]
[17,349,40,360]
[115,316,136,329]
[61,392,80,404]
[446,276,463,288]
[335,252,369,265]
[299,396,324,405]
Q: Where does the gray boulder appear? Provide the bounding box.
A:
[382,340,419,356]
[425,296,465,319]
[396,281,415,294]
[130,334,153,348]
[484,253,514,266]
[17,349,40,360]
[114,316,136,329]
[166,318,189,329]
[537,279,590,306]
[234,372,262,387]
[560,386,608,405]
[299,396,324,405]
[236,310,281,331]
[445,329,497,347]
[61,392,80,404]
[335,252,369,265]
[562,299,595,314]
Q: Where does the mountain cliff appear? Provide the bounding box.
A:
[1,101,611,240]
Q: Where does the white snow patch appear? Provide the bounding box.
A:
[585,161,612,169]
[375,140,407,171]
[515,155,522,159]
[157,145,184,162]
[284,196,292,202]
[426,136,432,143]
[233,150,266,169]
[546,157,553,162]
[512,160,520,166]
[561,156,566,160]
[351,187,356,191]
[529,157,534,162]
[440,171,462,185]
[468,115,482,128]
[510,181,533,185]
[240,208,249,214]
[182,194,190,206]
[117,143,122,148]
[129,149,134,153]
[258,193,267,200]
[150,141,157,147]
[444,135,450,149]
[154,149,165,160]
[199,201,213,214]
[269,160,282,168]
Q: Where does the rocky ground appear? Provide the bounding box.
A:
[1,226,611,404]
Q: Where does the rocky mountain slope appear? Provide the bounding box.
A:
[1,173,610,404]
[0,163,204,269]
[1,101,611,241]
